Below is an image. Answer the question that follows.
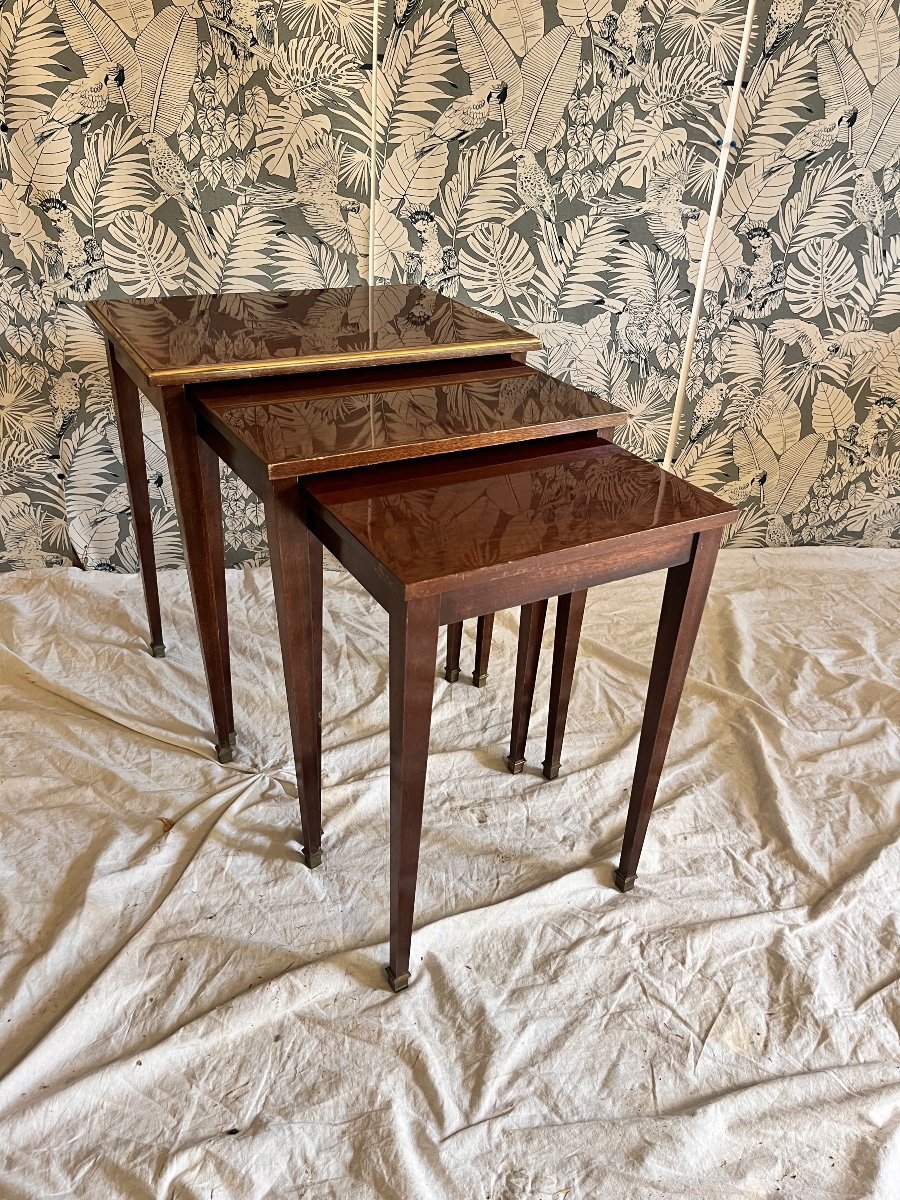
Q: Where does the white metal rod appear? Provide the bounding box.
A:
[662,0,758,471]
[367,0,381,292]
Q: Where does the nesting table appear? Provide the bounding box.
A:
[87,284,736,992]
[88,286,629,760]
[302,435,736,987]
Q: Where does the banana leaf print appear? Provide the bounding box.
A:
[2,0,900,574]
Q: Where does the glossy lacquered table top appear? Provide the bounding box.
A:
[304,437,737,586]
[195,359,628,479]
[87,285,541,387]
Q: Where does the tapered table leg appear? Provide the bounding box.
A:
[264,480,322,869]
[157,387,234,762]
[197,434,235,749]
[542,590,587,780]
[472,613,494,687]
[387,595,440,992]
[308,531,323,725]
[107,343,164,658]
[444,621,462,682]
[615,529,722,892]
[505,599,548,773]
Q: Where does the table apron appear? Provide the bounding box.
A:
[437,531,696,623]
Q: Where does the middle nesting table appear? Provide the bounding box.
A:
[190,357,627,863]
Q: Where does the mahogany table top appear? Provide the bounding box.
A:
[194,359,629,480]
[87,285,541,388]
[303,436,737,588]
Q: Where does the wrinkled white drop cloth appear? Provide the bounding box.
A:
[0,550,898,1199]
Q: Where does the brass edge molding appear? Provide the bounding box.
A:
[85,300,543,387]
[145,337,543,386]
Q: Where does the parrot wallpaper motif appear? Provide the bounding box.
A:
[0,0,898,571]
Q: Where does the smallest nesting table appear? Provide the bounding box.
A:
[301,434,736,989]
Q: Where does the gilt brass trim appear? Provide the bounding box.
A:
[86,300,542,388]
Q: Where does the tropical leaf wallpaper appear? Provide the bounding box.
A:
[0,0,898,571]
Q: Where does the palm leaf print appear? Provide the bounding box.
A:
[784,237,858,317]
[69,118,155,231]
[101,210,189,294]
[9,121,73,193]
[0,0,69,130]
[491,0,544,57]
[439,135,518,239]
[55,0,142,110]
[508,26,581,152]
[187,204,277,293]
[453,7,523,116]
[269,37,366,112]
[733,428,779,502]
[854,61,900,170]
[3,0,900,570]
[768,434,829,514]
[0,179,43,268]
[855,0,900,85]
[811,383,856,435]
[134,6,197,137]
[380,134,448,216]
[816,41,872,153]
[96,0,154,40]
[458,223,535,308]
[277,234,350,288]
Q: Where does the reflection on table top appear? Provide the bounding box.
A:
[87,285,541,386]
[304,438,737,586]
[195,359,629,479]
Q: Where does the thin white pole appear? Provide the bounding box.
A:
[367,0,381,291]
[662,0,758,472]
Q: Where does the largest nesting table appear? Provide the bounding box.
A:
[87,284,626,761]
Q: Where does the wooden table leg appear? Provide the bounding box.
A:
[444,621,462,682]
[542,590,587,780]
[505,599,548,774]
[107,343,164,658]
[264,480,323,869]
[157,387,234,762]
[615,529,722,892]
[472,613,494,687]
[387,595,440,992]
[197,433,235,750]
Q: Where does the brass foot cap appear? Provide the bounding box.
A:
[304,849,322,869]
[472,672,488,688]
[215,742,234,764]
[150,643,166,658]
[444,667,460,683]
[386,967,410,993]
[542,761,561,780]
[505,756,525,774]
[614,869,636,893]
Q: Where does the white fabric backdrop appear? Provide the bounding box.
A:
[0,550,898,1199]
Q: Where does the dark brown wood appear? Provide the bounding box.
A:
[387,595,441,992]
[263,479,323,869]
[444,622,462,682]
[197,432,235,749]
[90,286,629,766]
[155,385,235,761]
[505,601,548,773]
[87,284,541,387]
[472,613,494,687]
[304,435,735,599]
[302,439,736,989]
[197,365,628,480]
[614,528,723,892]
[107,342,165,658]
[542,590,588,780]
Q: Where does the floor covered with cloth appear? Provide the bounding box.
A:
[0,548,898,1199]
